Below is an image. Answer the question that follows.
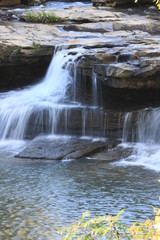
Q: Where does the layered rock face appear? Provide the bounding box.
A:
[0,5,160,91]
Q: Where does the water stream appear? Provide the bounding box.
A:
[0,48,93,140]
[0,29,160,239]
[117,107,160,171]
[9,1,91,15]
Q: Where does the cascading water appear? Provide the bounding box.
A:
[119,107,160,171]
[0,48,82,140]
[122,108,160,144]
[1,44,160,171]
[0,47,106,141]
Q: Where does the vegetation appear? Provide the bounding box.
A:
[128,206,160,240]
[135,0,160,9]
[24,10,64,23]
[59,210,130,239]
[59,209,160,239]
[152,0,160,9]
[59,179,160,240]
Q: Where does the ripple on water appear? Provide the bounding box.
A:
[0,155,159,239]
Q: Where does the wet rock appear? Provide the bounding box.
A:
[16,136,108,160]
[90,145,133,161]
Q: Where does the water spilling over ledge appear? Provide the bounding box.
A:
[1,3,160,239]
[0,47,126,142]
[0,4,160,166]
[0,46,126,160]
[122,107,160,144]
[0,48,82,140]
[1,44,160,165]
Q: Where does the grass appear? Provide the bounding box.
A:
[24,10,65,23]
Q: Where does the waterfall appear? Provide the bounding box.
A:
[0,47,107,141]
[0,48,83,140]
[122,108,160,144]
[119,107,160,171]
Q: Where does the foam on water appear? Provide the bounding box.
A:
[114,143,160,172]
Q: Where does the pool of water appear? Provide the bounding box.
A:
[0,142,159,239]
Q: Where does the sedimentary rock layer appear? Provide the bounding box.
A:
[0,6,160,90]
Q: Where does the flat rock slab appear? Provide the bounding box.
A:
[16,136,108,160]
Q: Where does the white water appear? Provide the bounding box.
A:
[118,107,160,172]
[0,47,105,142]
[0,44,160,172]
[0,48,83,140]
[116,143,160,172]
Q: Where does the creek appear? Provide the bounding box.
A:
[0,4,160,238]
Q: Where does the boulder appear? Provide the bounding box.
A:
[16,136,108,160]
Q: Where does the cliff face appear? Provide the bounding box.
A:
[0,5,160,91]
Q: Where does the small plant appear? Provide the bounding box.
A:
[59,210,130,240]
[59,208,160,240]
[128,207,160,239]
[24,10,63,23]
[153,0,160,9]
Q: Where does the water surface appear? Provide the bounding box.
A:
[0,143,159,239]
